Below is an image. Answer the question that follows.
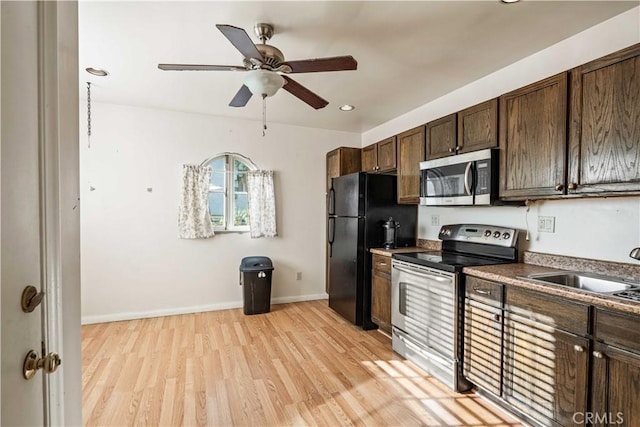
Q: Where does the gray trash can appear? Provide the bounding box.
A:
[239,256,274,315]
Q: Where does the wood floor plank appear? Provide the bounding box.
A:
[82,299,524,426]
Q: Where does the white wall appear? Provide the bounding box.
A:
[80,103,359,323]
[364,7,640,264]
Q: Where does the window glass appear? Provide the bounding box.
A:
[204,154,255,231]
[208,193,225,227]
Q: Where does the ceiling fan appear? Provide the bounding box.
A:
[158,23,358,110]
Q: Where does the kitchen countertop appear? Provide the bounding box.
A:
[464,263,640,316]
[370,247,429,257]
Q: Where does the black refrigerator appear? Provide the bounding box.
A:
[327,172,417,329]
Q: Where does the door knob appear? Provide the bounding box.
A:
[568,182,577,191]
[23,350,61,380]
[21,285,44,313]
[555,184,564,191]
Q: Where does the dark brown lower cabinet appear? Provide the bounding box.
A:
[464,277,505,397]
[371,254,392,334]
[464,278,640,427]
[503,312,589,427]
[591,308,640,427]
[591,343,640,427]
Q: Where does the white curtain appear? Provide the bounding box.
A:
[247,170,277,238]
[178,164,215,239]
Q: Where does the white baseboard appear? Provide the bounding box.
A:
[81,293,328,325]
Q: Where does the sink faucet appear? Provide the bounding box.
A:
[631,247,640,260]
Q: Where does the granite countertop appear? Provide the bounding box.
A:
[464,263,640,316]
[370,247,429,257]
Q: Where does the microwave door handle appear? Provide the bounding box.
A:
[464,162,473,196]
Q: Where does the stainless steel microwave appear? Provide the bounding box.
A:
[420,148,498,206]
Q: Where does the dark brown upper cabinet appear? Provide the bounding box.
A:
[426,113,457,159]
[457,98,499,155]
[326,147,361,190]
[426,99,498,160]
[361,136,397,173]
[568,43,640,196]
[499,73,568,200]
[397,126,425,204]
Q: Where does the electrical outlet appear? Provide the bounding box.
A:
[431,215,440,226]
[296,272,302,281]
[538,216,556,233]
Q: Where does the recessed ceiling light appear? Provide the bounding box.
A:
[85,67,109,77]
[500,0,520,3]
[339,104,355,111]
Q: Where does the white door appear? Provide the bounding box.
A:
[1,2,81,426]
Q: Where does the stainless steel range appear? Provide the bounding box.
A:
[391,224,519,392]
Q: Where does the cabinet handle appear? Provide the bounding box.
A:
[568,182,577,191]
[448,148,455,153]
[455,146,461,152]
[574,345,584,353]
[473,287,492,295]
[555,183,564,191]
[593,351,604,359]
[493,314,501,322]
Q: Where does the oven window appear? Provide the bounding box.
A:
[424,163,469,197]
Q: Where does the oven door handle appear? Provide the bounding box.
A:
[464,161,473,196]
[394,329,453,368]
[393,264,451,282]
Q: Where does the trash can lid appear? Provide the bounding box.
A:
[240,256,274,272]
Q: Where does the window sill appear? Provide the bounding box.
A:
[214,229,250,234]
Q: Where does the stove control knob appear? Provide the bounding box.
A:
[484,230,492,237]
[493,231,501,238]
[502,232,511,240]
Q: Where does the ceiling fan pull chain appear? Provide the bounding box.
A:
[87,82,92,148]
[262,94,267,137]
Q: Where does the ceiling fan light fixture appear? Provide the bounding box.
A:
[244,70,285,97]
[500,0,520,3]
[339,104,355,112]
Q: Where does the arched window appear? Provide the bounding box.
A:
[203,153,257,232]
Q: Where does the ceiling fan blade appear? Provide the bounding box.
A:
[216,24,264,62]
[285,56,358,73]
[158,64,246,71]
[282,76,328,110]
[229,84,253,107]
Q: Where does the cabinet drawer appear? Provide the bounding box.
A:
[372,254,391,275]
[594,308,640,353]
[466,276,503,305]
[505,286,589,335]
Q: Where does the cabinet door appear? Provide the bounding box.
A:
[463,298,502,396]
[397,126,425,204]
[426,113,457,159]
[377,136,397,172]
[499,73,568,200]
[361,143,378,173]
[504,313,589,427]
[371,270,391,334]
[591,342,640,427]
[326,149,340,190]
[458,98,498,155]
[568,43,640,195]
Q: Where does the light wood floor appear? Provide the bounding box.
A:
[82,300,524,426]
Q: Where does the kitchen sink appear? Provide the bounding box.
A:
[520,271,640,294]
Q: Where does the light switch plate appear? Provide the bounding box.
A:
[538,216,556,233]
[431,215,440,226]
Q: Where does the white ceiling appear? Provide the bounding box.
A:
[79,1,638,134]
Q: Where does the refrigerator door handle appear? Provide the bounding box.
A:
[327,217,335,257]
[328,188,336,216]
